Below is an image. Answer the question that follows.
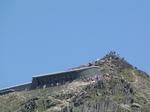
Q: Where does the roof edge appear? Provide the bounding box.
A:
[32,66,98,78]
[0,82,32,91]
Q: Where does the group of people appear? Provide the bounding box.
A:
[34,73,126,90]
[36,80,72,89]
[107,51,124,59]
[78,73,123,84]
[107,51,117,56]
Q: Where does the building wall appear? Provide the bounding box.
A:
[0,83,31,95]
[30,67,100,89]
[77,67,100,77]
[30,71,77,89]
[0,66,101,95]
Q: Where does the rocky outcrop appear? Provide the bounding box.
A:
[59,79,137,112]
[62,97,129,112]
[21,97,39,112]
[42,99,61,108]
[21,96,62,112]
[45,78,148,112]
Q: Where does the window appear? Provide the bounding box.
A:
[37,79,41,86]
[42,79,45,85]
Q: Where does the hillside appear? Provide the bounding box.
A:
[0,53,150,112]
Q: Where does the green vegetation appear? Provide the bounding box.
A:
[143,104,150,112]
[85,88,103,102]
[120,68,135,82]
[113,91,126,100]
[36,98,45,111]
[34,108,48,112]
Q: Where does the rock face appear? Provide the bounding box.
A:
[21,98,38,112]
[60,79,141,112]
[0,53,150,112]
[64,98,127,112]
[18,78,149,112]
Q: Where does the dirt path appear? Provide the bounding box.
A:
[131,70,149,100]
[131,70,138,84]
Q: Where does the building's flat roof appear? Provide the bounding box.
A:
[32,66,98,78]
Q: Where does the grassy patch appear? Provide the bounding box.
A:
[85,88,104,102]
[113,92,125,100]
[120,68,134,82]
[143,104,150,111]
[35,107,48,112]
[36,98,44,109]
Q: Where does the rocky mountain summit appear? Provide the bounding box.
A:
[0,53,150,112]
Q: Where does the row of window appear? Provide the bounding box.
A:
[37,73,78,86]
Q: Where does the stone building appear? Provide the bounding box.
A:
[30,66,100,89]
[0,66,100,95]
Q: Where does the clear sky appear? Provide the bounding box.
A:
[0,0,150,89]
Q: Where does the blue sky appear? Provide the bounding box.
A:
[0,0,150,89]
